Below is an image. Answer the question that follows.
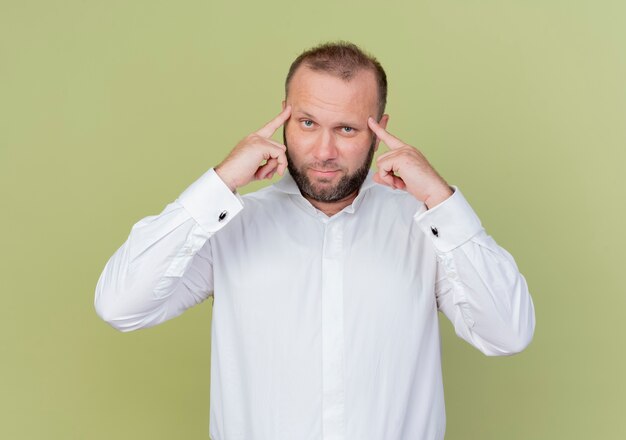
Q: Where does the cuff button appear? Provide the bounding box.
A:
[431,226,439,237]
[218,210,228,222]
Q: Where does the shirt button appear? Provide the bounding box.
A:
[218,210,228,222]
[431,226,439,237]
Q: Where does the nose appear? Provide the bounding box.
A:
[312,129,338,162]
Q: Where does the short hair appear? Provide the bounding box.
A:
[285,41,388,119]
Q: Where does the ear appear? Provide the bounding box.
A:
[374,114,390,152]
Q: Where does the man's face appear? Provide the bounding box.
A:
[283,67,388,203]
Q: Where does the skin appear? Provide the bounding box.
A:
[215,66,453,216]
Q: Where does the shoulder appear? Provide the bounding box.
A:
[365,184,427,218]
[239,184,291,211]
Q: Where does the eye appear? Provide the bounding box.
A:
[301,119,314,128]
[341,126,354,133]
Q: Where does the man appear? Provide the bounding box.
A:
[95,41,535,440]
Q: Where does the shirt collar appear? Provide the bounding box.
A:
[273,169,378,215]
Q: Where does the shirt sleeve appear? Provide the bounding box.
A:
[94,168,244,332]
[414,187,536,356]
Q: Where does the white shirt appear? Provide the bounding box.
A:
[95,168,535,440]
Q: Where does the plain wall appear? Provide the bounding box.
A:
[2,0,625,438]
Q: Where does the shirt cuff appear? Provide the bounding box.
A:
[413,186,483,252]
[176,168,244,233]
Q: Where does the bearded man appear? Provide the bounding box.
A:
[95,41,535,440]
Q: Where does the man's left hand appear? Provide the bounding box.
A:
[368,117,454,209]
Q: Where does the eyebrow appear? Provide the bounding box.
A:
[296,110,362,128]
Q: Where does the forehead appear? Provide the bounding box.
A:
[287,67,378,123]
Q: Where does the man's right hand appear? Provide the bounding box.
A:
[215,105,292,192]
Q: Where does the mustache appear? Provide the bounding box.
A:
[307,161,342,171]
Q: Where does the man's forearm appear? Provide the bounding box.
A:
[94,168,243,332]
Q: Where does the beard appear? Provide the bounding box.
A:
[283,130,376,203]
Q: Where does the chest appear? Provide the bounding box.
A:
[211,208,438,315]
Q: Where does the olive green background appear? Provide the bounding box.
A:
[2,0,624,438]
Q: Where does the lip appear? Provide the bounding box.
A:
[310,169,340,177]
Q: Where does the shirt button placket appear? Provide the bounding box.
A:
[321,218,346,439]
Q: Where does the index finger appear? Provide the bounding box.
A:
[367,116,405,149]
[256,105,292,138]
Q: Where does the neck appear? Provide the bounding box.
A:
[305,190,359,217]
